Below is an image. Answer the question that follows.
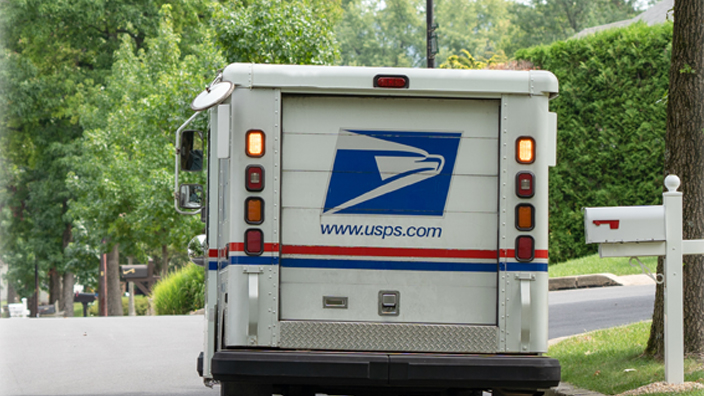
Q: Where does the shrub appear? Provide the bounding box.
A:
[516,22,672,263]
[151,264,204,315]
[87,295,150,316]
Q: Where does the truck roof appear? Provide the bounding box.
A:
[222,63,559,99]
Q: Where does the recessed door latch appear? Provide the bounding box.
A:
[379,291,400,316]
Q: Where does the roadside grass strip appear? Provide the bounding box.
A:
[549,321,704,395]
[549,254,658,278]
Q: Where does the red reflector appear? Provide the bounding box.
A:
[245,229,263,256]
[374,75,409,89]
[516,171,535,198]
[515,236,535,262]
[246,166,264,192]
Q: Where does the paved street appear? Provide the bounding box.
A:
[549,283,655,339]
[0,315,218,396]
[0,283,656,396]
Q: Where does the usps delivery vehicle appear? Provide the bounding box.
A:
[175,63,560,396]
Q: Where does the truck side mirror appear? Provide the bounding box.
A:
[179,184,204,209]
[180,130,204,172]
[188,234,207,267]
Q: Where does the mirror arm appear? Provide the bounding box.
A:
[175,111,203,215]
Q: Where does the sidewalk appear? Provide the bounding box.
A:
[549,273,655,291]
[547,383,606,396]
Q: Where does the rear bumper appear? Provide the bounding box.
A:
[209,349,560,392]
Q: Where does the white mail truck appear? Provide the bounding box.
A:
[174,63,560,396]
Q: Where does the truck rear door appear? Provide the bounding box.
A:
[279,95,500,336]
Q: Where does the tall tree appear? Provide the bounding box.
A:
[646,0,704,358]
[435,0,516,61]
[214,0,340,65]
[68,6,218,292]
[336,0,425,67]
[508,0,641,52]
[0,0,211,315]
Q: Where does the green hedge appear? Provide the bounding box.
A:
[152,264,204,315]
[516,22,672,263]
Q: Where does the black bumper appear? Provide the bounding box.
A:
[209,350,560,392]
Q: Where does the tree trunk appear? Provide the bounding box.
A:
[107,244,123,316]
[99,252,107,316]
[62,272,75,317]
[127,256,136,316]
[61,211,73,316]
[7,283,17,304]
[48,267,61,306]
[161,244,169,279]
[646,0,704,358]
[31,260,38,317]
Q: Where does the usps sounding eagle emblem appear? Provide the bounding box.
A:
[323,129,461,216]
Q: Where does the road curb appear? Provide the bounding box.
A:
[549,273,623,291]
[546,382,607,396]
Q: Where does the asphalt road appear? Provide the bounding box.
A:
[0,285,656,396]
[0,315,218,396]
[548,284,655,339]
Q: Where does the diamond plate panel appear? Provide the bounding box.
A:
[279,321,498,353]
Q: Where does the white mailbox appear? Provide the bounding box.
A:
[582,176,699,385]
[584,205,665,244]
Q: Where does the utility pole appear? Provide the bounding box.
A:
[427,0,436,68]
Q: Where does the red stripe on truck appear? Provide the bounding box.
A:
[282,245,497,259]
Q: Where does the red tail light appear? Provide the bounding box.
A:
[515,236,535,262]
[245,229,263,255]
[374,75,409,89]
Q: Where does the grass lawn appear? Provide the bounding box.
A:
[550,321,704,395]
[549,254,658,278]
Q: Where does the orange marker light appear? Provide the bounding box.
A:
[246,130,265,157]
[516,204,534,231]
[245,198,263,224]
[516,137,535,164]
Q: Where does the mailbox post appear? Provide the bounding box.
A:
[663,176,684,385]
[584,175,697,385]
[74,292,97,317]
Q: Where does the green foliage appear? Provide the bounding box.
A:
[85,295,150,316]
[214,0,339,65]
[550,321,704,394]
[548,254,657,278]
[435,0,517,61]
[336,0,425,67]
[508,0,642,52]
[151,264,204,315]
[517,22,672,263]
[439,49,509,69]
[0,0,213,298]
[68,5,219,268]
[334,0,646,67]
